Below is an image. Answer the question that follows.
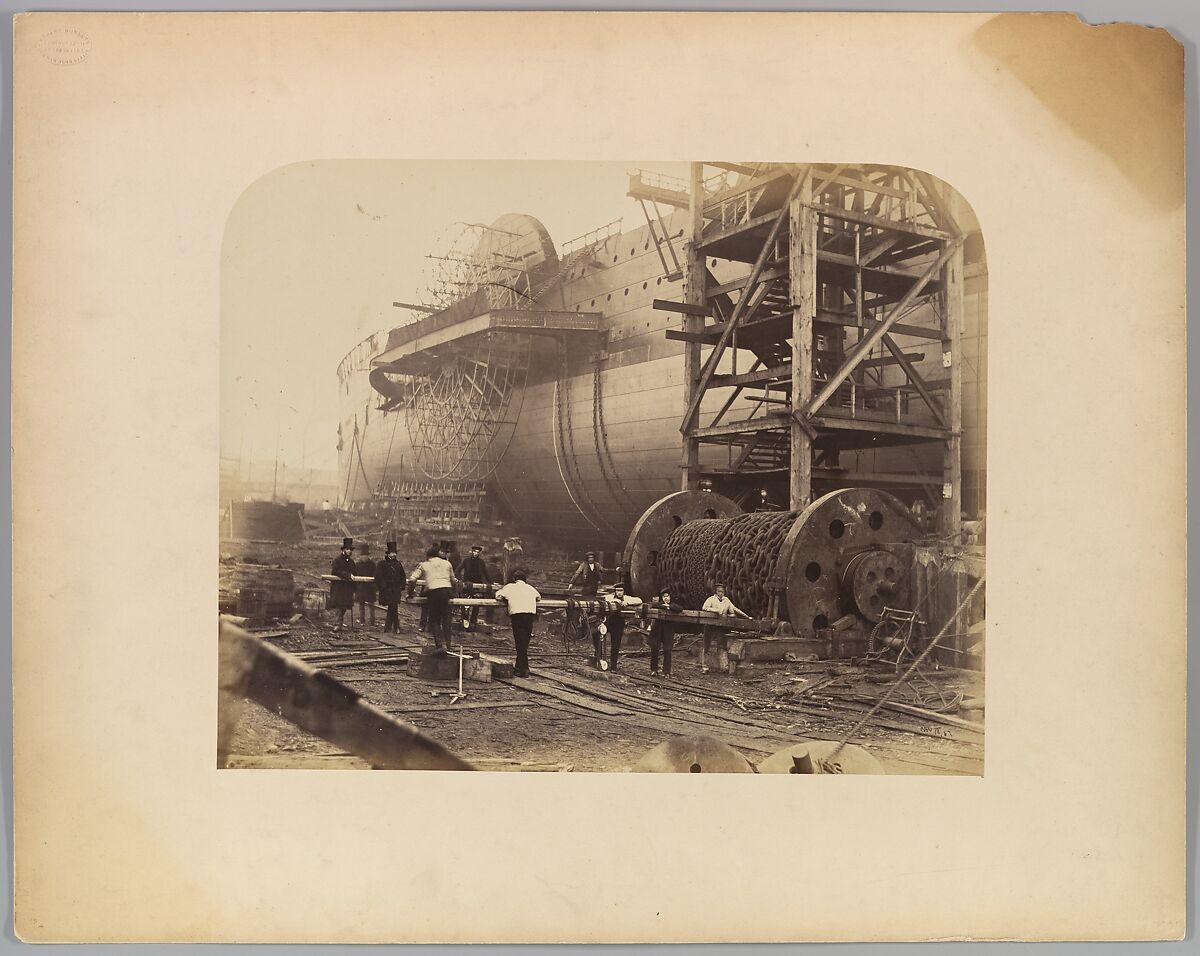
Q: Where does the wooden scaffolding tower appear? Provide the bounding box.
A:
[660,162,964,538]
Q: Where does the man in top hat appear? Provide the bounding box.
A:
[328,538,357,632]
[355,542,377,626]
[457,544,493,631]
[374,541,406,633]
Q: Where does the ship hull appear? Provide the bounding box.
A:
[338,202,987,550]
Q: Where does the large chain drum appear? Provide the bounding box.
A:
[624,487,921,637]
[778,488,920,634]
[623,491,743,600]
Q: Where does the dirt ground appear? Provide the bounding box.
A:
[221,535,985,775]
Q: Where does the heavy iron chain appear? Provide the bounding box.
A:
[706,511,797,618]
[592,363,640,515]
[555,339,618,539]
[657,511,798,617]
[658,519,720,609]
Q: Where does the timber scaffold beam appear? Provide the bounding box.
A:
[666,162,964,537]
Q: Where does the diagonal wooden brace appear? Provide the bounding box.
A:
[797,237,962,420]
[680,171,807,435]
[882,333,946,427]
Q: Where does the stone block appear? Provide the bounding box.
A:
[406,648,493,682]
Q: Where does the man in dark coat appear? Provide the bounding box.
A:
[355,542,377,626]
[458,544,493,631]
[601,584,641,672]
[569,551,605,596]
[374,541,406,633]
[329,537,357,632]
[647,587,676,678]
[569,551,605,648]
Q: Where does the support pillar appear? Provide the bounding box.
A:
[939,189,964,540]
[681,161,705,490]
[789,170,815,510]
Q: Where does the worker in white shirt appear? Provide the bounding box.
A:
[407,546,460,654]
[495,570,541,678]
[700,583,750,674]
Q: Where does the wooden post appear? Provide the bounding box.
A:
[789,173,816,510]
[681,162,706,490]
[939,187,964,541]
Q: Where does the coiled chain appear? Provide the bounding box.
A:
[658,511,798,617]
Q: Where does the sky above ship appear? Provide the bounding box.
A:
[220,159,689,474]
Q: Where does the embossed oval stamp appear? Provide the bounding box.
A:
[39,27,91,65]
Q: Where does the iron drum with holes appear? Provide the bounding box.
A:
[779,488,920,636]
[623,486,921,639]
[841,548,912,623]
[623,491,742,599]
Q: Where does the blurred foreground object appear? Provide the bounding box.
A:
[217,619,474,771]
[632,735,754,773]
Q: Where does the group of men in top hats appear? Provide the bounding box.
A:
[327,537,407,634]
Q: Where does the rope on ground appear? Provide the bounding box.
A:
[827,574,985,764]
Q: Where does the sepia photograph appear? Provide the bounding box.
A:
[219,160,988,774]
[14,8,1185,941]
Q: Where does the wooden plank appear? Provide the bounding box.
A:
[706,161,759,177]
[859,233,903,265]
[941,189,965,543]
[628,181,691,211]
[882,333,945,427]
[812,201,952,241]
[700,166,795,218]
[706,357,763,431]
[730,431,765,471]
[860,350,925,368]
[681,173,805,435]
[809,414,950,441]
[665,328,721,345]
[797,239,960,421]
[790,184,816,509]
[815,311,943,341]
[819,172,910,201]
[219,623,473,771]
[706,262,788,298]
[847,696,983,734]
[652,298,710,316]
[501,676,631,716]
[812,467,942,486]
[818,249,927,279]
[527,669,672,712]
[711,363,791,388]
[912,168,963,237]
[691,414,789,440]
[318,655,410,670]
[811,163,848,198]
[697,209,779,250]
[385,701,535,714]
[681,161,706,490]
